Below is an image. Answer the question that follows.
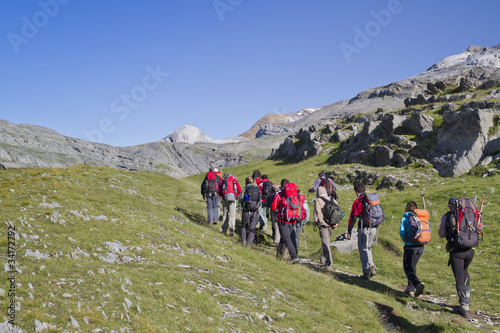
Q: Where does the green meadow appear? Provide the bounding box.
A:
[0,157,499,332]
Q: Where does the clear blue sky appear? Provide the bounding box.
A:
[1,0,499,147]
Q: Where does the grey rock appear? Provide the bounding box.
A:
[331,229,358,254]
[431,109,495,176]
[374,146,394,167]
[331,130,351,142]
[403,112,434,138]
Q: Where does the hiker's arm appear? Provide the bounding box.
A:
[438,214,447,238]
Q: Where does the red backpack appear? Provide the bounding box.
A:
[279,183,301,223]
[206,172,219,195]
[221,175,238,201]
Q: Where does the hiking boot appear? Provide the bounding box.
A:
[404,289,415,297]
[242,240,247,247]
[369,265,377,277]
[290,258,300,265]
[229,229,234,237]
[414,283,425,297]
[460,304,470,319]
[360,273,371,280]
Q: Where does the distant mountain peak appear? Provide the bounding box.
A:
[161,125,242,144]
[427,44,500,71]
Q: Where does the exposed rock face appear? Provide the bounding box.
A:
[431,109,495,176]
[403,112,434,138]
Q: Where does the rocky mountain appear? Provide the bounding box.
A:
[1,44,499,177]
[238,108,320,139]
[0,120,285,177]
[162,125,243,144]
[272,44,500,177]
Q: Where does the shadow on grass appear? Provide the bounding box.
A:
[301,262,454,332]
[175,206,207,226]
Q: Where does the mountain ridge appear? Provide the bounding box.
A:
[1,44,499,177]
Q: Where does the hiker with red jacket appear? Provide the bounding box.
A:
[271,179,300,264]
[237,177,261,247]
[201,168,221,225]
[399,201,425,297]
[347,182,377,280]
[308,171,338,201]
[218,173,241,237]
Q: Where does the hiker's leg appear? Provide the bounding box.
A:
[247,211,259,247]
[240,211,249,243]
[294,222,303,254]
[228,201,236,231]
[451,249,474,305]
[213,195,219,223]
[404,246,423,291]
[221,200,229,233]
[206,196,214,224]
[259,205,268,231]
[365,227,377,269]
[320,226,332,267]
[357,228,370,273]
[279,222,297,260]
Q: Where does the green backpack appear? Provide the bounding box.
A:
[320,197,344,226]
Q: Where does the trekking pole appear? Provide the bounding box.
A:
[421,190,426,211]
[302,225,309,260]
[478,194,485,237]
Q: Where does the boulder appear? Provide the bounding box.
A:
[374,146,394,167]
[331,130,351,142]
[431,109,494,176]
[331,228,358,254]
[403,112,434,138]
[376,175,408,190]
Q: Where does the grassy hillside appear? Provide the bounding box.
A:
[1,162,499,332]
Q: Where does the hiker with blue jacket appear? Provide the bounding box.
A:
[399,201,425,298]
[238,177,261,248]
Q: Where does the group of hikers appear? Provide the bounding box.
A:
[201,169,484,319]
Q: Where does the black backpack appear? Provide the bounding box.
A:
[244,186,261,212]
[446,197,481,249]
[320,197,343,227]
[261,180,273,200]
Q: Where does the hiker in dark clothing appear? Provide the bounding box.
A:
[308,171,337,201]
[201,168,221,225]
[271,179,299,264]
[399,201,425,297]
[238,177,261,247]
[438,198,475,318]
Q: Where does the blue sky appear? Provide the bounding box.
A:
[1,0,499,147]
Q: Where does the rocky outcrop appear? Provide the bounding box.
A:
[431,109,496,177]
